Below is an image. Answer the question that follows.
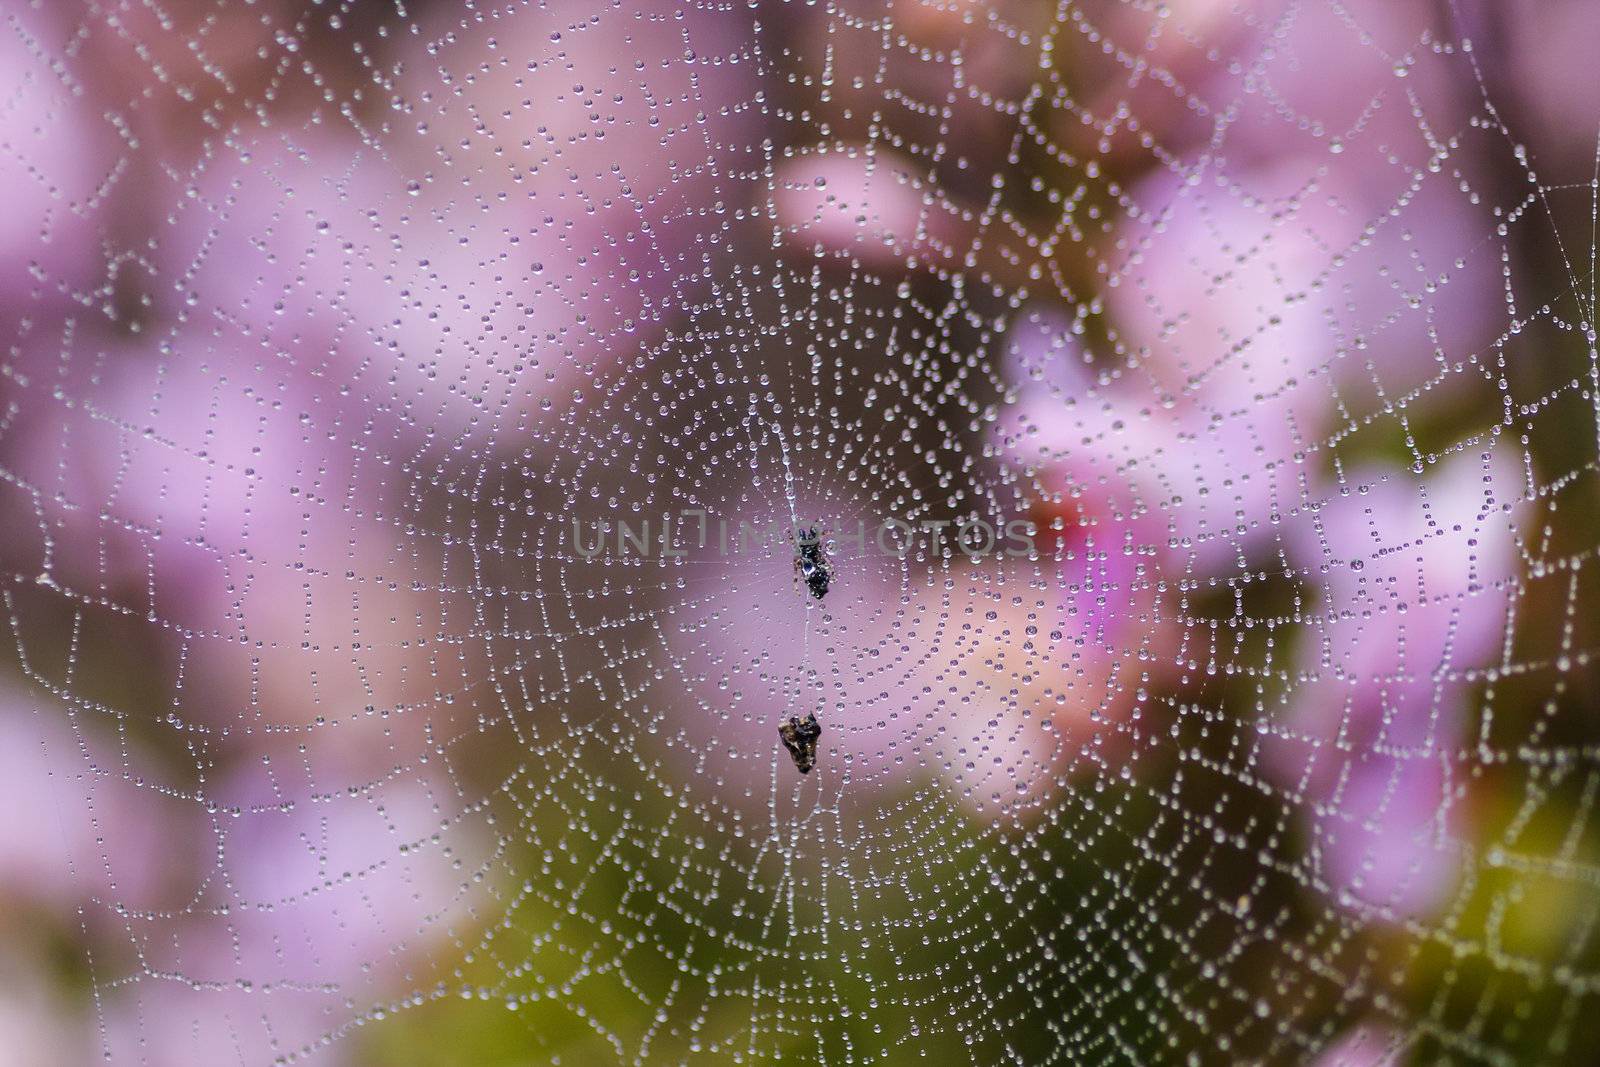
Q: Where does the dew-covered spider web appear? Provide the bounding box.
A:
[4,0,1600,1063]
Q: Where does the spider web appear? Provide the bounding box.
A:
[2,0,1599,1063]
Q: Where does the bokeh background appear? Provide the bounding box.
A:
[3,0,1600,1063]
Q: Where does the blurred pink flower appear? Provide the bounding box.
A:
[994,0,1514,920]
[1268,445,1525,918]
[999,135,1500,573]
[0,670,485,1066]
[1,321,492,755]
[999,292,1313,575]
[772,149,979,274]
[0,682,174,921]
[1097,0,1486,174]
[148,1,758,459]
[156,127,592,458]
[96,769,487,1066]
[1310,1022,1405,1067]
[0,327,370,629]
[0,4,115,328]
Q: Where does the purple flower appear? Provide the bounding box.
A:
[94,769,487,1066]
[773,149,981,273]
[148,2,759,458]
[1309,1022,1405,1067]
[1268,445,1525,917]
[0,682,171,916]
[0,5,116,330]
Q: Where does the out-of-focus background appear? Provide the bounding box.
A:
[3,0,1600,1063]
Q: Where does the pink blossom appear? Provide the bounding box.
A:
[95,770,487,1066]
[0,682,173,921]
[772,149,980,274]
[0,4,115,328]
[1268,445,1525,918]
[1000,136,1500,573]
[1309,1022,1406,1067]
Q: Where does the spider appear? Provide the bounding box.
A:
[777,711,822,774]
[794,525,831,600]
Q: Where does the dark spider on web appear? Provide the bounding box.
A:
[778,712,822,774]
[794,525,831,600]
